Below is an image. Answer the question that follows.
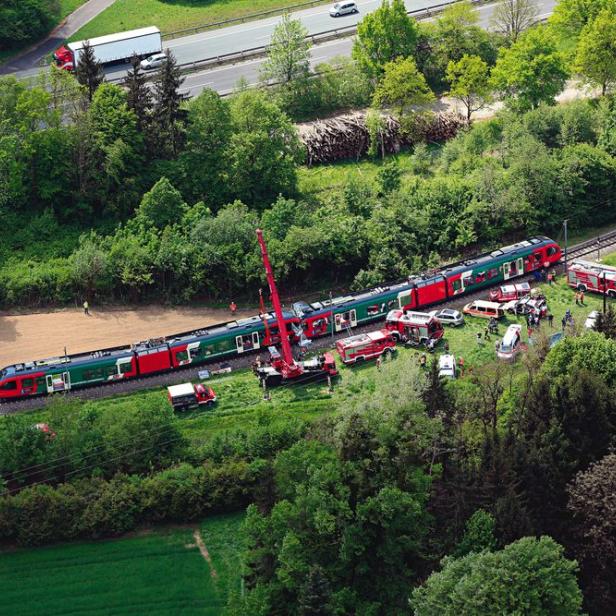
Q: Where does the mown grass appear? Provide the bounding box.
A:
[71,0,329,41]
[0,511,245,616]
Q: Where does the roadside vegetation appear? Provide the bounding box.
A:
[0,0,87,64]
[71,0,330,41]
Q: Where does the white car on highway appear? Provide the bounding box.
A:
[140,52,166,70]
[329,2,358,17]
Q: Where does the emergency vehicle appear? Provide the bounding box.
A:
[496,324,523,362]
[167,383,216,411]
[489,282,531,302]
[567,259,616,297]
[385,311,444,345]
[336,330,396,365]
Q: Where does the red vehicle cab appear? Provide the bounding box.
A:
[385,310,444,345]
[489,282,531,302]
[167,382,216,411]
[336,329,396,365]
[567,259,616,297]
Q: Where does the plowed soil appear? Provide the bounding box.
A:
[0,305,253,367]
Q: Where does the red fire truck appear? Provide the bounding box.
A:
[567,259,616,297]
[336,329,396,365]
[384,310,444,345]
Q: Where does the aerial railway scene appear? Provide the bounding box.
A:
[1,0,616,614]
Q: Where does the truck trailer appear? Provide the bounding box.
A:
[54,26,163,71]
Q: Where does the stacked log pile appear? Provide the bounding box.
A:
[298,111,466,166]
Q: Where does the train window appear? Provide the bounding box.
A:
[106,366,116,377]
[84,370,93,380]
[22,378,34,388]
[534,253,542,262]
[475,272,486,283]
[0,380,17,390]
[487,268,498,279]
[452,279,462,292]
[176,350,188,362]
[119,362,132,374]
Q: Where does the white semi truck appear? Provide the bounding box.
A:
[53,26,163,71]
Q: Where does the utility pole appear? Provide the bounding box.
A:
[603,272,607,315]
[563,219,568,275]
[329,291,334,341]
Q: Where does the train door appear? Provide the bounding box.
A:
[236,332,260,353]
[397,289,415,310]
[452,271,473,295]
[186,341,201,363]
[46,372,70,393]
[335,309,357,332]
[116,357,134,378]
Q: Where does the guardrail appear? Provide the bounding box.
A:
[163,0,330,40]
[109,0,491,86]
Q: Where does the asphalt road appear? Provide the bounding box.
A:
[10,0,554,85]
[178,0,556,98]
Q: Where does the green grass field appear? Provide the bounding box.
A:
[20,275,610,449]
[71,0,329,41]
[0,512,245,616]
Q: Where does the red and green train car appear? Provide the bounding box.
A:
[0,236,561,400]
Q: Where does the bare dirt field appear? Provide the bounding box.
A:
[0,305,254,366]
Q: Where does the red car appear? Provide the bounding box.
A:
[489,282,531,302]
[336,329,396,365]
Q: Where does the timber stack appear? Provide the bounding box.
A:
[298,111,466,166]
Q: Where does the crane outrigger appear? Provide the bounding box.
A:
[254,229,338,387]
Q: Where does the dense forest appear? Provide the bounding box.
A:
[2,0,616,307]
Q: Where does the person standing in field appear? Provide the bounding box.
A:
[83,300,90,316]
[229,301,237,315]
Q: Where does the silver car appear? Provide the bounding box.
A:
[429,308,464,327]
[329,1,358,17]
[140,52,166,70]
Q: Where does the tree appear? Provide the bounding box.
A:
[352,0,419,78]
[298,565,332,616]
[260,13,311,85]
[446,54,492,122]
[136,177,187,229]
[412,536,583,616]
[453,509,497,557]
[491,0,539,43]
[491,27,568,111]
[179,89,231,207]
[0,0,60,50]
[75,41,104,102]
[550,0,616,40]
[567,454,616,613]
[372,57,434,120]
[595,303,616,338]
[228,89,302,207]
[124,54,152,133]
[574,9,616,96]
[152,49,185,157]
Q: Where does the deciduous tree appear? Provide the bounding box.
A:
[491,27,568,111]
[260,13,311,85]
[491,0,539,43]
[446,54,492,122]
[412,536,583,616]
[353,0,419,78]
[574,9,616,96]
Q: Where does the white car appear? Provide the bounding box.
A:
[585,310,600,330]
[329,1,358,17]
[429,308,464,327]
[438,354,457,378]
[140,52,166,70]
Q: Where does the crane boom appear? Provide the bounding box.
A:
[256,229,296,368]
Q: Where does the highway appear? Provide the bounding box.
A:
[177,0,556,98]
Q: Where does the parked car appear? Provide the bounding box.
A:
[462,300,505,319]
[585,310,601,330]
[429,308,464,327]
[329,1,358,16]
[140,52,166,70]
[438,354,457,378]
[489,282,531,302]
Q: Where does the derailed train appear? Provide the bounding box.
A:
[0,236,561,400]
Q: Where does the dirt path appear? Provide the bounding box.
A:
[0,305,253,367]
[192,529,219,579]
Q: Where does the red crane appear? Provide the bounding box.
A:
[255,229,338,386]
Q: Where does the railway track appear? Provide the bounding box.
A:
[4,230,616,415]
